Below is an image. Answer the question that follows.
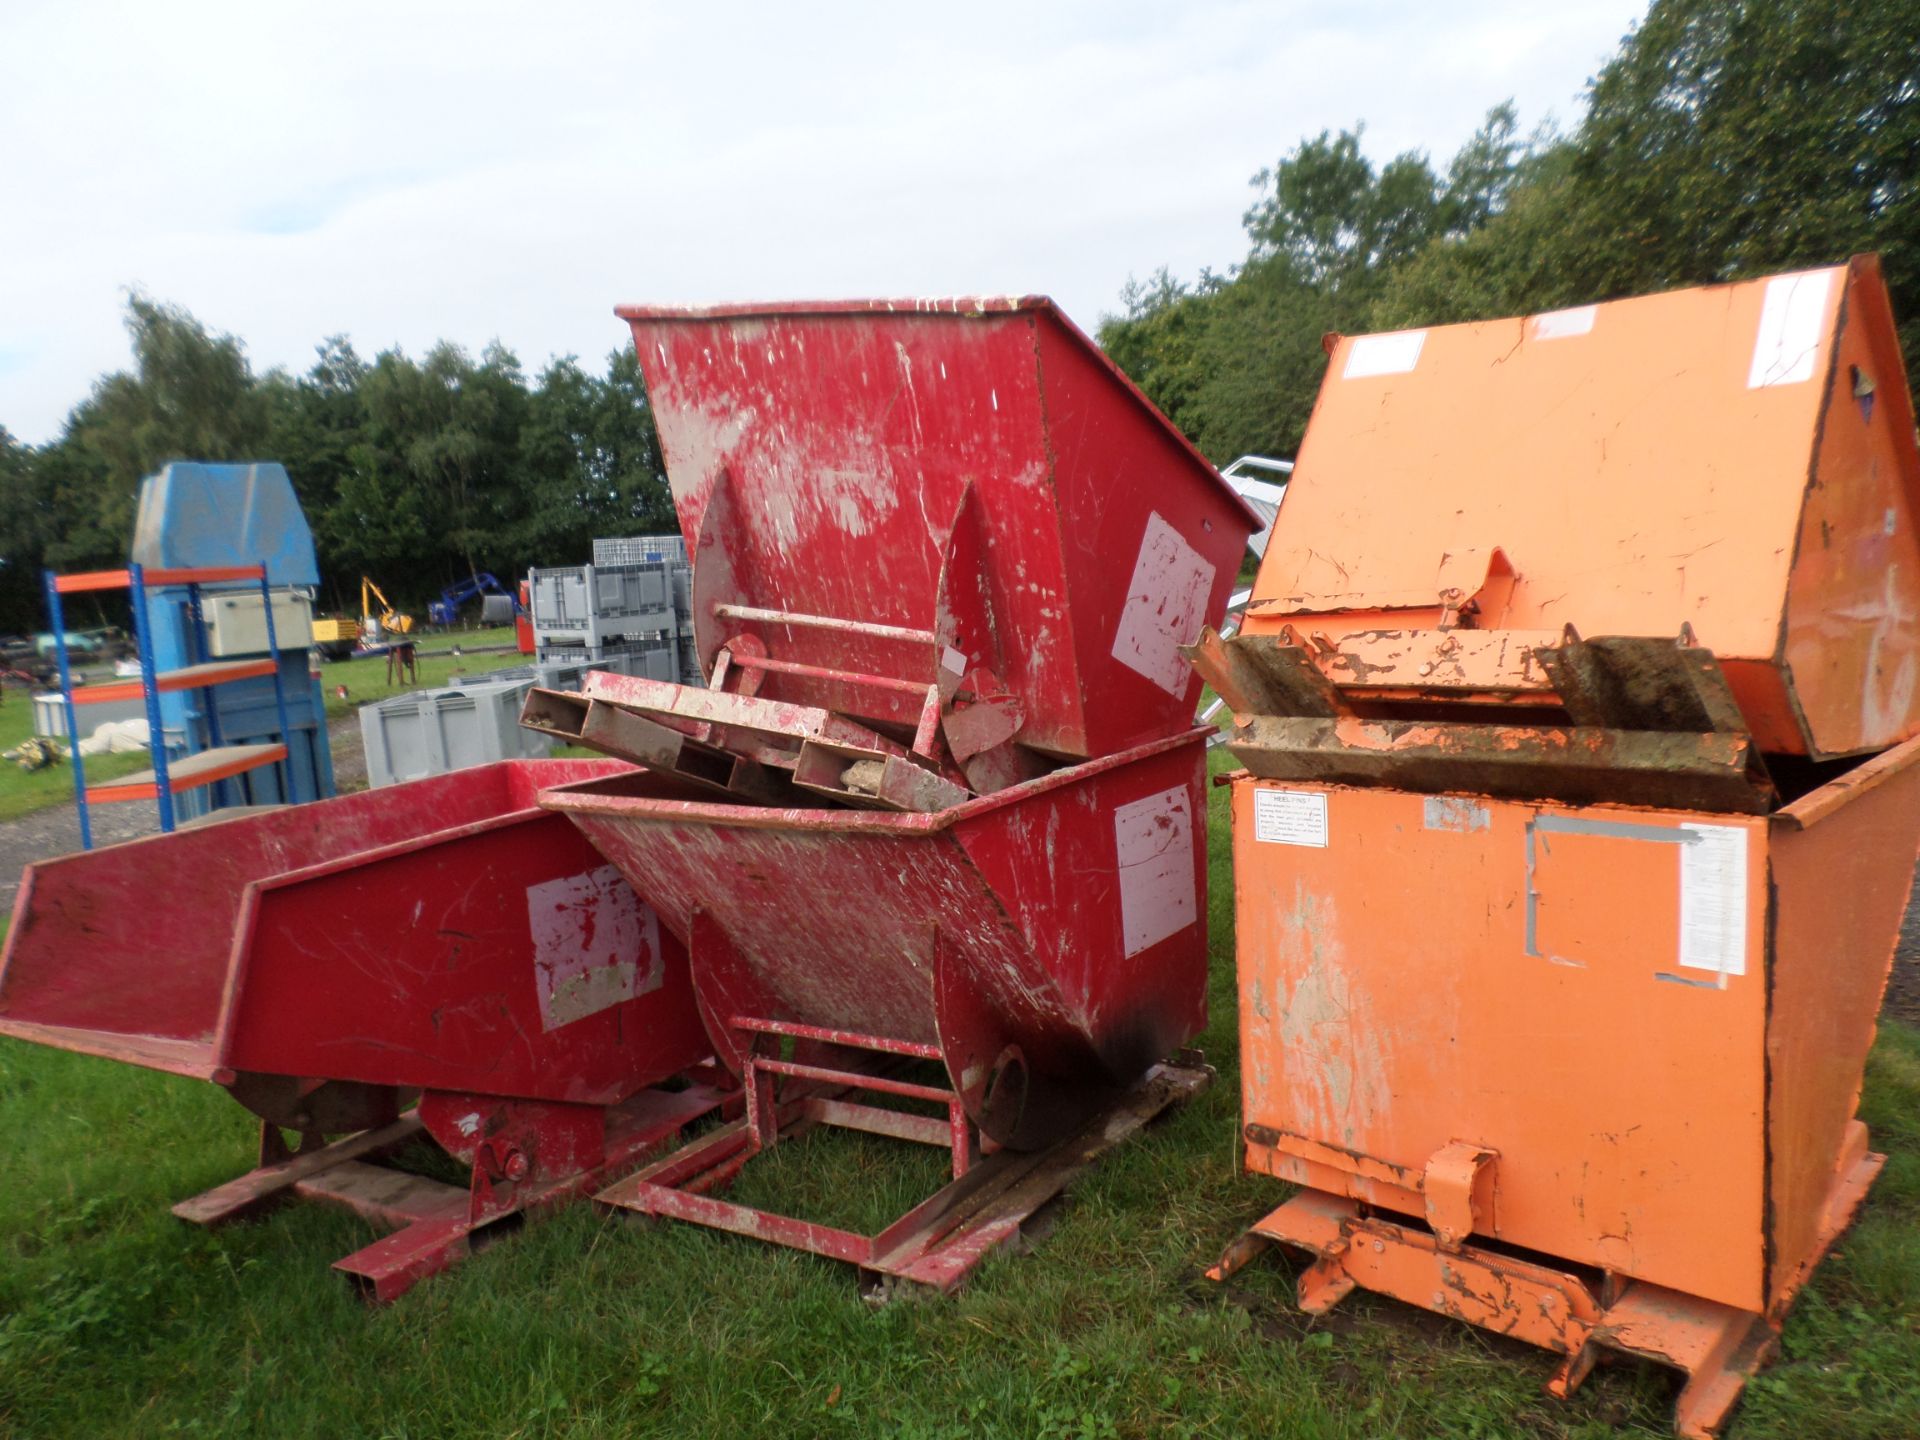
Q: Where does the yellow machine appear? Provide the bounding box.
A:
[309,577,411,659]
[359,577,413,640]
[309,615,360,660]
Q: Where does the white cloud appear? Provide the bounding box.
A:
[0,0,1643,443]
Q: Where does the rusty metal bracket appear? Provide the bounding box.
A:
[173,1083,728,1303]
[1229,715,1773,814]
[1212,1188,1785,1437]
[1536,632,1751,735]
[599,1056,1213,1297]
[1422,1141,1497,1251]
[1180,627,1341,723]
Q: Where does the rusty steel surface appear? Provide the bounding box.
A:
[532,288,1237,1268]
[1210,259,1920,1437]
[1209,1189,1778,1440]
[543,728,1210,1153]
[616,296,1259,763]
[1241,256,1920,760]
[598,1057,1212,1296]
[1216,713,1920,1432]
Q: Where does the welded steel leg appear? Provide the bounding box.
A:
[601,1057,1214,1297]
[1295,1253,1357,1314]
[178,1084,725,1303]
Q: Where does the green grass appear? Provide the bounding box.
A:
[319,626,528,722]
[0,688,153,822]
[1,756,1917,1437]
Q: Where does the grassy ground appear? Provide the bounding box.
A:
[0,688,153,823]
[0,753,1916,1438]
[318,626,527,721]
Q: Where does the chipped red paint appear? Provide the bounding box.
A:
[543,729,1211,1153]
[616,298,1258,760]
[0,759,724,1297]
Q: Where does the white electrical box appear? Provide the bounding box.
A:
[204,591,314,657]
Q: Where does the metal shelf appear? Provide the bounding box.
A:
[87,743,289,803]
[43,560,295,848]
[52,565,275,594]
[70,659,278,706]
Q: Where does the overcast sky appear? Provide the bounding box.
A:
[0,1,1647,445]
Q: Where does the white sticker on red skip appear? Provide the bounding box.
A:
[1253,789,1328,848]
[1113,784,1197,956]
[527,865,663,1030]
[1111,511,1215,698]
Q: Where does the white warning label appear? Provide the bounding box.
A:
[527,865,662,1030]
[1677,823,1749,975]
[1109,511,1217,699]
[1253,789,1328,848]
[1113,784,1197,957]
[1747,270,1833,388]
[1343,330,1426,378]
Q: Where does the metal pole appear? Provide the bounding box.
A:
[44,570,90,851]
[259,567,296,804]
[710,604,936,646]
[127,564,174,834]
[187,581,228,812]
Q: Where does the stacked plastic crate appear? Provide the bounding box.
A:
[528,552,683,683]
[362,542,695,790]
[593,536,696,682]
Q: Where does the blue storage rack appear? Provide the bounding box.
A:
[129,462,334,814]
[43,563,295,850]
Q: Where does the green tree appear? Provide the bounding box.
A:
[0,426,51,633]
[1381,0,1920,360]
[519,348,672,568]
[1572,0,1919,355]
[587,348,674,535]
[1245,128,1441,295]
[264,337,371,610]
[346,340,534,589]
[1104,106,1527,462]
[1100,268,1223,446]
[8,294,273,586]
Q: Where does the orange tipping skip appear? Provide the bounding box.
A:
[1245,254,1920,761]
[1204,257,1920,1439]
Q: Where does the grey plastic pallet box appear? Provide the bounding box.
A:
[535,635,681,684]
[593,534,688,567]
[359,676,554,789]
[528,562,674,649]
[32,690,150,741]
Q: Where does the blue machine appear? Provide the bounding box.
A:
[428,571,522,626]
[129,462,336,817]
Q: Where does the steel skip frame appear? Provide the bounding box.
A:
[617,296,1260,765]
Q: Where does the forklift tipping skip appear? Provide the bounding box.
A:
[0,759,722,1301]
[529,296,1260,1291]
[1193,257,1920,1437]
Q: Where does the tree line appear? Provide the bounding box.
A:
[0,308,674,633]
[1100,0,1919,465]
[2,0,1915,638]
